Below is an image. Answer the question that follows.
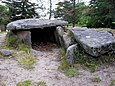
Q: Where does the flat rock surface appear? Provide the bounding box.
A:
[7,19,68,30]
[70,27,115,56]
[0,33,115,86]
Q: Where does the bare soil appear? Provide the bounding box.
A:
[0,32,115,86]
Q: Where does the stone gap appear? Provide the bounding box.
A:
[30,27,56,43]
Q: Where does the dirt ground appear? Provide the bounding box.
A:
[0,32,115,86]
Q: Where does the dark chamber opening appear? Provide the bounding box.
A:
[30,27,58,51]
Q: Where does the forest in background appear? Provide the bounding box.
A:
[0,0,115,30]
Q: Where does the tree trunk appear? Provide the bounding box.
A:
[49,0,52,19]
[72,0,76,27]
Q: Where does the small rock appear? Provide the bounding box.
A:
[30,49,43,57]
[0,49,12,57]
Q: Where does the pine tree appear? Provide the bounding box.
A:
[3,0,39,21]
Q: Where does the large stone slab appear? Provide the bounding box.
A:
[70,27,115,56]
[7,19,68,30]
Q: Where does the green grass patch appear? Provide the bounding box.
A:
[19,43,30,53]
[77,44,115,72]
[16,80,47,86]
[5,36,20,49]
[90,77,101,83]
[5,36,30,52]
[58,48,79,78]
[37,81,47,86]
[16,80,31,86]
[109,80,115,86]
[17,52,36,69]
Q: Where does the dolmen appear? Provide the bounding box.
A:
[6,18,68,46]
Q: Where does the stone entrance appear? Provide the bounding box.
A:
[30,27,58,51]
[30,27,56,43]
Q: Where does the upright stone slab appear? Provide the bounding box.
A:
[16,31,31,46]
[66,44,78,64]
[56,26,65,47]
[70,27,115,56]
[63,34,72,49]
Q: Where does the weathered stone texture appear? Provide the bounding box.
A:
[0,49,12,56]
[66,44,78,64]
[7,19,68,30]
[70,27,115,56]
[56,26,65,47]
[16,31,31,46]
[63,34,72,49]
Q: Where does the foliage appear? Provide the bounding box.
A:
[3,0,39,21]
[109,80,115,86]
[0,5,10,25]
[86,0,115,28]
[54,1,89,27]
[37,81,47,86]
[54,1,73,23]
[17,51,36,69]
[58,48,79,78]
[90,77,101,83]
[16,80,31,86]
[0,18,10,25]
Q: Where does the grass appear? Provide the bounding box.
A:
[109,80,115,86]
[1,35,34,69]
[0,80,6,86]
[17,51,36,69]
[37,81,47,86]
[16,80,31,86]
[58,48,79,78]
[16,80,47,86]
[5,36,20,49]
[5,36,30,52]
[19,43,30,53]
[90,77,101,83]
[76,44,115,72]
